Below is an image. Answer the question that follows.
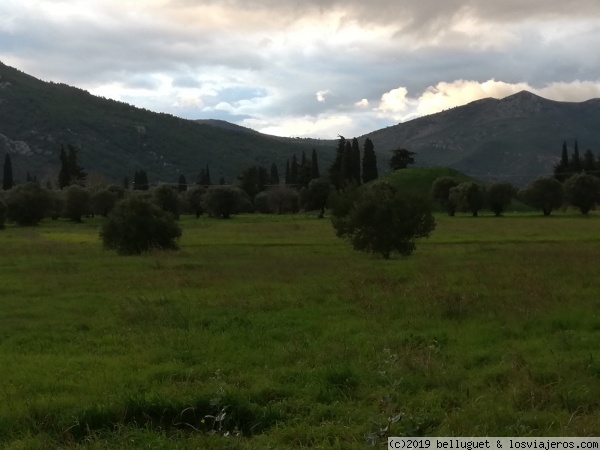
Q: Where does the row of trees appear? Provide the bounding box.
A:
[432,173,600,217]
[329,136,379,188]
[554,140,600,181]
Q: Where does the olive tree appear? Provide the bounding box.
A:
[487,181,517,216]
[519,177,564,216]
[431,177,460,216]
[63,184,91,222]
[331,181,435,259]
[449,182,486,217]
[100,196,181,255]
[564,173,600,214]
[5,182,49,226]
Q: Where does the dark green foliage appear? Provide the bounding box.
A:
[305,178,331,218]
[3,153,14,190]
[519,177,564,216]
[5,182,49,226]
[285,159,291,185]
[203,186,249,219]
[564,173,600,214]
[58,144,86,188]
[311,149,320,180]
[152,184,180,220]
[450,182,486,217]
[237,165,269,200]
[582,149,596,174]
[123,176,129,190]
[330,181,435,259]
[133,170,149,190]
[0,199,7,229]
[298,152,312,188]
[389,148,416,171]
[198,164,211,187]
[290,155,299,185]
[571,140,581,173]
[177,174,187,193]
[554,141,571,182]
[185,186,206,218]
[269,162,279,185]
[91,187,119,217]
[487,181,517,216]
[47,189,65,220]
[100,196,182,255]
[63,185,91,222]
[350,137,361,184]
[329,136,346,189]
[361,138,378,183]
[431,176,460,216]
[341,141,353,186]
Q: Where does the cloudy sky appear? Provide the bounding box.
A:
[1,0,600,138]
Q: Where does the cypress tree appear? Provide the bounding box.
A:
[362,138,378,183]
[554,141,570,182]
[290,154,299,185]
[311,149,320,180]
[341,141,353,185]
[583,149,596,173]
[571,139,582,173]
[3,153,14,190]
[59,145,70,188]
[270,162,280,185]
[123,176,129,190]
[285,159,291,185]
[329,136,346,189]
[178,174,187,192]
[301,151,306,167]
[351,137,361,184]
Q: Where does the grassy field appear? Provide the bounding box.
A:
[1,212,600,449]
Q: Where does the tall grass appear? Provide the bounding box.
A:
[1,212,600,449]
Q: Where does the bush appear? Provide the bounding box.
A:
[5,182,49,226]
[100,196,182,255]
[331,181,435,259]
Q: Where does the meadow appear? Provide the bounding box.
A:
[1,212,600,449]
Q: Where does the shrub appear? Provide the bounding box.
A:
[331,181,435,259]
[5,182,49,226]
[184,186,206,218]
[100,196,182,255]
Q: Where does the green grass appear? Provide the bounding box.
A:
[1,212,600,449]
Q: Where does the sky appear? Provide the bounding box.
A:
[1,0,600,139]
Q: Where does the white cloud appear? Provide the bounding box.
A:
[316,90,331,102]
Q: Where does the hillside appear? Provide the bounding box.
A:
[0,62,331,185]
[362,91,600,185]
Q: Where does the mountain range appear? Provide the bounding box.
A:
[1,61,599,186]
